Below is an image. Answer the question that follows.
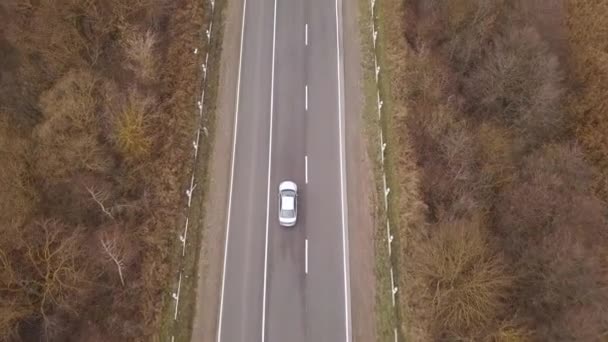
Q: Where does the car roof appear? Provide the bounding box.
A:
[282,196,295,210]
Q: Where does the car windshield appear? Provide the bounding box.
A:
[280,190,296,218]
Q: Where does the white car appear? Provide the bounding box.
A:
[278,181,298,227]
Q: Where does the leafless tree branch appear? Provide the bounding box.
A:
[86,186,114,220]
[100,234,125,286]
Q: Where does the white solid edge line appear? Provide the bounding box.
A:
[305,238,309,274]
[305,155,308,184]
[216,0,248,338]
[335,0,351,339]
[261,0,278,338]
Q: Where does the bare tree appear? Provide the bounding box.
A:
[465,25,566,144]
[20,220,89,338]
[100,232,126,286]
[34,69,113,181]
[123,29,159,83]
[86,185,115,220]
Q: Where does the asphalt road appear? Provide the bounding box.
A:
[216,0,350,339]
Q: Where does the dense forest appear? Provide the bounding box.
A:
[0,0,204,340]
[385,0,608,340]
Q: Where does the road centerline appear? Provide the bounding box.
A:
[305,238,309,274]
[305,155,308,184]
[261,0,279,338]
[305,85,308,111]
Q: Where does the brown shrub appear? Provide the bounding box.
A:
[413,0,510,72]
[403,47,485,220]
[487,320,533,342]
[34,69,112,180]
[0,116,36,228]
[122,29,159,84]
[112,92,155,163]
[409,215,514,339]
[401,47,451,111]
[516,0,568,60]
[495,143,604,254]
[407,102,496,221]
[566,0,608,200]
[411,0,568,146]
[465,25,567,144]
[0,219,93,340]
[4,0,88,75]
[476,123,518,189]
[495,142,608,339]
[511,226,608,341]
[23,220,91,313]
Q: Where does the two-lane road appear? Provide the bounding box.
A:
[216,0,350,339]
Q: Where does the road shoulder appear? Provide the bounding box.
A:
[343,0,378,340]
[190,0,242,339]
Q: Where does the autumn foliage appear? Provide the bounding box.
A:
[0,0,205,340]
[384,0,608,340]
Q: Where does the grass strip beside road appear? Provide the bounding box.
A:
[359,0,423,339]
[159,0,227,340]
[358,0,398,340]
